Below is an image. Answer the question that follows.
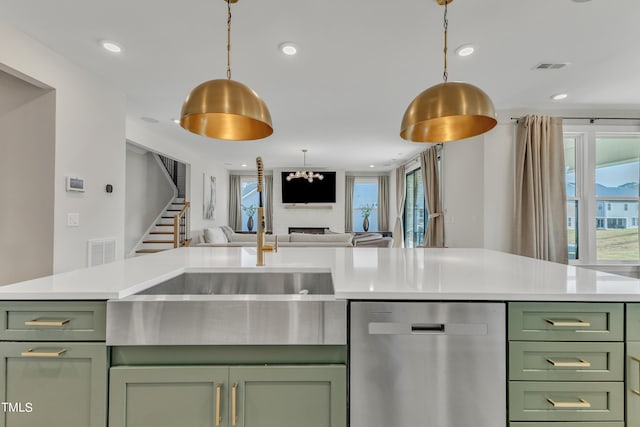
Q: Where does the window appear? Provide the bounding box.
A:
[240,177,259,232]
[352,178,378,232]
[565,137,578,260]
[565,130,640,263]
[404,168,426,248]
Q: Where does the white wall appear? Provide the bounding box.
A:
[0,20,126,274]
[271,169,346,234]
[125,119,229,235]
[483,122,515,252]
[0,76,54,285]
[125,146,175,255]
[442,136,485,248]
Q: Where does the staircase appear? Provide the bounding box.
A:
[135,199,192,254]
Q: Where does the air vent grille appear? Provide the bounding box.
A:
[534,63,570,70]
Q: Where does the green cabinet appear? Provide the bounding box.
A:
[0,301,108,427]
[627,305,640,427]
[0,342,108,427]
[508,302,624,426]
[627,342,640,427]
[109,365,346,427]
[109,366,227,427]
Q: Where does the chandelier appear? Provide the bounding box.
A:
[286,149,324,183]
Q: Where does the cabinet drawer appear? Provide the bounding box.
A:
[0,301,106,341]
[509,342,623,381]
[627,304,640,340]
[510,423,624,427]
[508,303,623,341]
[0,341,108,427]
[508,381,624,422]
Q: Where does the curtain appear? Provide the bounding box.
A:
[345,175,355,232]
[393,166,406,247]
[420,146,444,247]
[228,175,242,231]
[378,175,389,231]
[514,115,568,264]
[265,174,273,233]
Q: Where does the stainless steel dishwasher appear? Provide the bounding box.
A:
[350,302,506,427]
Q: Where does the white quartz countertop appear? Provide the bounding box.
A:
[1,247,640,301]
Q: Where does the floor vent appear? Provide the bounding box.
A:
[533,62,570,70]
[88,238,116,267]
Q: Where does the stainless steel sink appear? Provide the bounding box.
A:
[135,272,334,296]
[106,270,346,346]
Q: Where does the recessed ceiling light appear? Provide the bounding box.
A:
[279,42,298,56]
[100,40,123,53]
[456,44,475,57]
[140,116,159,123]
[369,165,375,168]
[241,164,248,168]
[172,118,180,124]
[551,93,568,101]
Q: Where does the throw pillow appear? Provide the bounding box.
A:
[203,227,227,243]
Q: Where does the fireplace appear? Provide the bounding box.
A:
[288,227,329,235]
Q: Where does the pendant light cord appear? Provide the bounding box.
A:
[443,0,448,83]
[226,0,232,80]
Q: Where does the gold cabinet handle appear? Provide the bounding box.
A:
[215,383,222,426]
[24,318,71,327]
[631,356,640,396]
[231,383,238,426]
[546,358,592,368]
[545,319,591,327]
[21,348,66,357]
[546,397,591,408]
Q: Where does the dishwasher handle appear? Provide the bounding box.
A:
[411,324,445,333]
[368,322,488,336]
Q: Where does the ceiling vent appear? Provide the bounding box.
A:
[533,63,570,70]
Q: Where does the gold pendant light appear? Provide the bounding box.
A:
[180,0,273,141]
[400,0,496,143]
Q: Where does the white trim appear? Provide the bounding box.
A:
[566,125,640,266]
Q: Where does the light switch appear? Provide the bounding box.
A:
[67,213,80,227]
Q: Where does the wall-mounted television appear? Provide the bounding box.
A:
[281,172,336,204]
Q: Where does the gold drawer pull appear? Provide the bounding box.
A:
[215,383,222,426]
[631,356,640,396]
[231,383,238,426]
[545,319,591,327]
[546,358,592,368]
[24,318,71,327]
[546,397,591,408]
[21,348,66,357]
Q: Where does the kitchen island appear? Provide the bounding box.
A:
[0,247,639,427]
[1,247,639,301]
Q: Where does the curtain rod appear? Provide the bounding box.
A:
[510,116,640,123]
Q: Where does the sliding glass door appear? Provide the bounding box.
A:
[404,169,426,248]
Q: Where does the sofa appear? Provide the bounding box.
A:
[195,226,355,247]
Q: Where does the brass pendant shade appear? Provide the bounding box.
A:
[400,82,497,143]
[179,0,273,141]
[400,0,496,143]
[180,79,273,141]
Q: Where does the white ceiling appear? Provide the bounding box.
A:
[1,0,639,171]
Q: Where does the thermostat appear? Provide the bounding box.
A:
[66,176,85,192]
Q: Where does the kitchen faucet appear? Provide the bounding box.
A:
[256,157,277,266]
